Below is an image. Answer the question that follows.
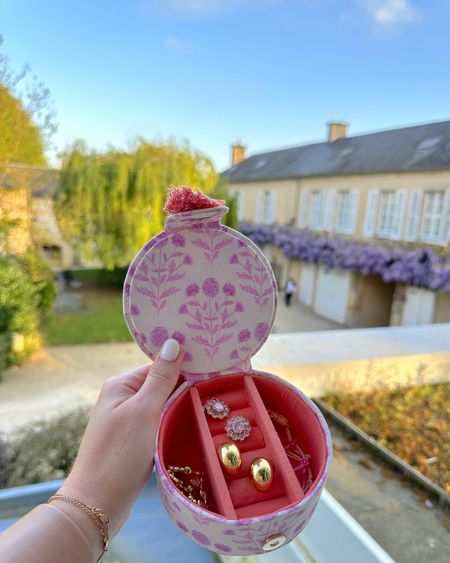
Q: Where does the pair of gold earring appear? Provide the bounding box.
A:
[217,442,273,492]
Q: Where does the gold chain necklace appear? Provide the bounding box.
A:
[167,465,208,509]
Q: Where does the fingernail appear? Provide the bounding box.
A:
[160,339,180,361]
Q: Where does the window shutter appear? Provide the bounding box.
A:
[363,189,379,237]
[237,190,245,221]
[405,189,423,241]
[392,189,406,240]
[348,189,359,234]
[267,190,276,224]
[438,188,450,245]
[317,192,324,229]
[255,191,263,223]
[324,190,336,231]
[299,190,310,228]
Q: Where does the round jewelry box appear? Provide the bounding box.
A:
[123,203,332,555]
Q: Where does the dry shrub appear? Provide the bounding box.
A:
[0,408,90,489]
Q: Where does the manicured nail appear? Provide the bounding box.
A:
[160,339,180,361]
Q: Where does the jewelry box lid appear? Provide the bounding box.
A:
[123,196,277,382]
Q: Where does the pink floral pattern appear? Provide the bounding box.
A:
[124,206,277,379]
[179,278,244,361]
[171,331,186,345]
[192,226,232,264]
[230,322,270,362]
[229,243,273,309]
[150,326,169,347]
[134,237,192,314]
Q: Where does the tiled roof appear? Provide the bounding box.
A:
[0,164,59,197]
[223,120,450,182]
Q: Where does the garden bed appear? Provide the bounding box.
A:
[322,383,450,492]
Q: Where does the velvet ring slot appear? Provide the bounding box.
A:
[162,372,309,519]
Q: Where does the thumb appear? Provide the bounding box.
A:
[140,339,184,412]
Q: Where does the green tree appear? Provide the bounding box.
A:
[56,140,228,269]
[0,85,46,166]
[210,177,236,228]
[0,34,57,165]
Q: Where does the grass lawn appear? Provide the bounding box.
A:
[44,289,132,346]
[323,382,450,492]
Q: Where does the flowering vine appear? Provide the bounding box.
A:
[240,223,450,293]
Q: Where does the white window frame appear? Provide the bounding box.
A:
[363,189,379,237]
[256,189,276,225]
[405,189,423,242]
[391,189,407,240]
[377,190,395,237]
[439,189,450,245]
[336,190,358,234]
[324,190,336,231]
[236,190,245,221]
[376,189,406,240]
[298,189,310,228]
[420,190,445,243]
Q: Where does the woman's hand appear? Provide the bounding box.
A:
[0,339,184,563]
[57,338,183,539]
[0,340,184,563]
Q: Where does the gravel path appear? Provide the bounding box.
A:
[0,343,148,435]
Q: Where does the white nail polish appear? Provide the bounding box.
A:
[160,338,180,361]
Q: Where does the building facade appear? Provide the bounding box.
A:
[224,121,450,327]
[0,164,72,267]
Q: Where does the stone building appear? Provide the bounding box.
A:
[0,164,72,267]
[223,120,450,327]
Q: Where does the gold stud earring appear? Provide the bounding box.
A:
[250,458,273,492]
[217,442,242,475]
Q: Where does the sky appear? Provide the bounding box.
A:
[1,0,450,171]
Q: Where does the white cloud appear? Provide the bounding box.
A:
[163,36,189,53]
[357,0,421,27]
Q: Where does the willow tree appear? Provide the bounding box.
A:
[56,140,222,269]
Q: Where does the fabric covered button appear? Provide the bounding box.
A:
[262,533,286,551]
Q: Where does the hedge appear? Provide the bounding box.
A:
[0,251,56,370]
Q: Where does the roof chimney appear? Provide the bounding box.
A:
[327,121,349,142]
[231,141,246,166]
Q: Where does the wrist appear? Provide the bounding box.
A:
[60,471,125,537]
[49,495,106,559]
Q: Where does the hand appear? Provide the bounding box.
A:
[57,339,183,540]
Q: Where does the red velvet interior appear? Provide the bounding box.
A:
[158,373,327,518]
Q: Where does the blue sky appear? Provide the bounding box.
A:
[1,0,449,170]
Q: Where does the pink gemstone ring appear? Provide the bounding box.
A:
[225,416,252,441]
[203,398,230,419]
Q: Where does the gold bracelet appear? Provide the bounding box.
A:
[48,493,109,560]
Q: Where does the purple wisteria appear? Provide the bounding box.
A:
[240,223,450,293]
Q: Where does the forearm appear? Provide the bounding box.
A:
[0,502,101,563]
[0,352,182,563]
